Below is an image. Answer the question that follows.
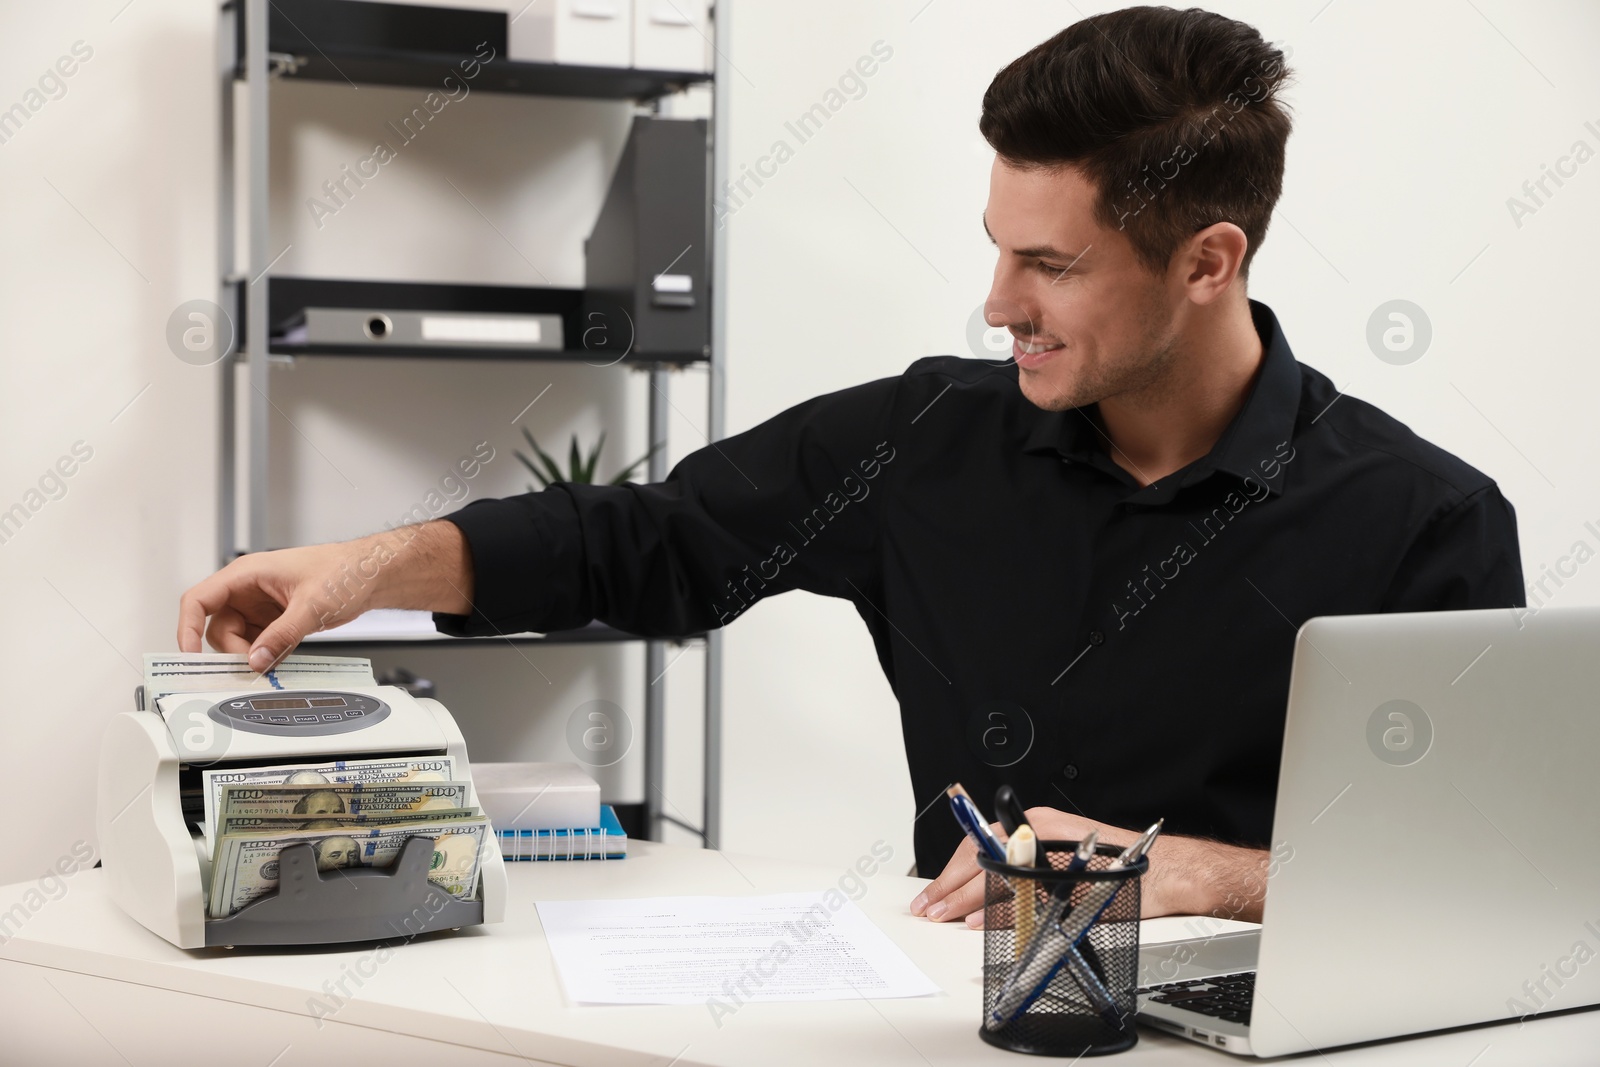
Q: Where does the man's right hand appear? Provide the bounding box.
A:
[175,521,474,670]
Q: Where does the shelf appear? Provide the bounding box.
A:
[265,341,706,365]
[257,0,711,103]
[279,50,711,103]
[302,613,703,647]
[260,276,707,365]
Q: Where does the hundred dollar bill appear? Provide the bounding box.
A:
[201,756,458,842]
[143,651,375,704]
[216,808,482,837]
[207,817,489,919]
[217,780,472,821]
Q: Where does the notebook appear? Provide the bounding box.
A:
[498,803,628,861]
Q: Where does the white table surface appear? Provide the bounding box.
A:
[2,841,1595,1065]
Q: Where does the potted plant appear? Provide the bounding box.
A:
[516,428,659,490]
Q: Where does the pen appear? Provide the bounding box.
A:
[1112,819,1164,870]
[986,820,1164,1029]
[994,785,1030,837]
[1044,829,1123,1026]
[1066,830,1098,874]
[1061,830,1111,984]
[947,784,1006,861]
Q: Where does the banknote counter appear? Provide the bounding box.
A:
[96,655,507,950]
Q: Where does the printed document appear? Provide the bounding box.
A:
[535,892,942,1005]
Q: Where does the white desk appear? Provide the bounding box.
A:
[2,842,1594,1065]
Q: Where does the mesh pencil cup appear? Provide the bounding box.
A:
[976,841,1146,1057]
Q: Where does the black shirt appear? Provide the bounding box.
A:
[437,300,1524,875]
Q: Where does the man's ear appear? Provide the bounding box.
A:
[1180,222,1249,305]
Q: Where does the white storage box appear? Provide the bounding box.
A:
[632,0,710,73]
[472,762,601,831]
[512,0,632,67]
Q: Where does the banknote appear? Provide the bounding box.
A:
[207,817,490,919]
[201,756,458,841]
[216,780,472,821]
[215,808,482,837]
[143,651,375,704]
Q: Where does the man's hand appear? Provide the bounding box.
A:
[908,806,1271,927]
[176,521,474,669]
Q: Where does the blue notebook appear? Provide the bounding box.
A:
[497,803,628,861]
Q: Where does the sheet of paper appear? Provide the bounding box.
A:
[301,609,440,642]
[535,892,942,1005]
[300,608,547,642]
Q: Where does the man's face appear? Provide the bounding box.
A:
[294,789,345,816]
[314,836,359,871]
[983,159,1179,412]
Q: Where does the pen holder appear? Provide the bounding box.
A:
[976,841,1146,1057]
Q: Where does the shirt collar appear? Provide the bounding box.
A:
[1021,299,1301,499]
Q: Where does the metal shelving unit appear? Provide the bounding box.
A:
[215,0,728,846]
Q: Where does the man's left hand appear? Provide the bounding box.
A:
[908,807,1268,927]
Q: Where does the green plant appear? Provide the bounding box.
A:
[516,428,659,489]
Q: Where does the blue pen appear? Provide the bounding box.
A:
[946,784,1006,860]
[1062,831,1107,981]
[1065,830,1098,874]
[1060,831,1112,986]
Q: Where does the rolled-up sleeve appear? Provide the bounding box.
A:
[433,372,904,638]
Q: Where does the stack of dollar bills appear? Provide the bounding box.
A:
[202,757,492,920]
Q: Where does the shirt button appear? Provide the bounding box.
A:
[1060,764,1079,780]
[1088,630,1105,646]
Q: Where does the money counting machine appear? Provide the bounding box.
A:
[96,655,506,949]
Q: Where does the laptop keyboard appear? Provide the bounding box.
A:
[1139,970,1255,1025]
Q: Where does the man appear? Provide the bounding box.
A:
[178,7,1523,927]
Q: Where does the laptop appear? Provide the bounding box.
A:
[1135,605,1600,1056]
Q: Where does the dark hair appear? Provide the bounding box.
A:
[979,6,1292,277]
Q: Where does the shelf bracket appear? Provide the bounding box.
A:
[267,51,307,78]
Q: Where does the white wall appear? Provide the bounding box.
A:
[2,0,1597,887]
[2,0,222,884]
